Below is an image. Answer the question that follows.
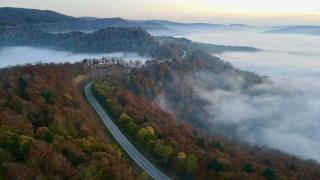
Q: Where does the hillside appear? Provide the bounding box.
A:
[0,27,259,56]
[0,7,165,32]
[157,36,259,53]
[0,7,257,33]
[0,27,159,55]
[101,45,263,130]
[91,53,320,179]
[266,25,320,36]
[0,7,77,24]
[0,63,143,179]
[0,49,319,179]
[1,20,320,179]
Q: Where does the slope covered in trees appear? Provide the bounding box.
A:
[0,7,165,31]
[92,65,320,179]
[265,25,320,36]
[0,63,141,179]
[116,45,262,129]
[1,24,320,179]
[0,55,319,179]
[0,27,159,55]
[157,36,259,53]
[89,42,320,179]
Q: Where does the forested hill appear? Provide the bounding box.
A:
[109,46,263,129]
[265,25,320,36]
[0,7,76,24]
[0,38,319,179]
[0,27,259,56]
[92,50,320,179]
[0,7,165,31]
[0,27,159,55]
[0,64,142,179]
[157,36,259,53]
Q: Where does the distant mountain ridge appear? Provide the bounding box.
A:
[0,7,257,32]
[0,7,76,24]
[0,7,165,31]
[0,27,158,55]
[157,36,259,53]
[2,7,318,36]
[0,26,260,56]
[265,25,320,36]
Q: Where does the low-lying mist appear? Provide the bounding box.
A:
[191,71,320,162]
[0,46,151,68]
[193,42,319,162]
[154,27,320,162]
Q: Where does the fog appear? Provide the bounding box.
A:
[1,29,319,162]
[0,46,151,68]
[154,28,320,162]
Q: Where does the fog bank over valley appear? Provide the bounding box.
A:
[1,26,319,163]
[158,27,320,162]
[0,46,151,68]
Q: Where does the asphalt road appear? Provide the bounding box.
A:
[85,82,170,180]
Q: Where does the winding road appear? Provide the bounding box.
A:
[84,82,170,180]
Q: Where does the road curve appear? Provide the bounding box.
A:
[85,82,170,180]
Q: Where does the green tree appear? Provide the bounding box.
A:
[262,168,277,180]
[287,163,297,171]
[0,130,33,161]
[242,163,254,173]
[208,158,230,172]
[136,127,156,144]
[118,113,133,124]
[184,154,198,173]
[154,144,173,165]
[44,129,54,143]
[18,78,28,99]
[41,91,56,104]
[81,159,108,179]
[126,121,138,135]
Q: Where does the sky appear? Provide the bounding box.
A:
[0,0,319,25]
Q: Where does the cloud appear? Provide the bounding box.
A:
[187,42,320,162]
[150,27,320,162]
[0,46,151,68]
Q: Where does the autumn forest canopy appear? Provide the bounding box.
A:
[0,7,319,180]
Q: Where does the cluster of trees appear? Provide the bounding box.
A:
[92,78,320,179]
[91,47,320,179]
[0,58,319,179]
[0,63,139,179]
[157,36,259,54]
[83,57,143,68]
[0,7,165,32]
[0,27,159,56]
[124,48,262,128]
[0,25,319,178]
[92,80,202,177]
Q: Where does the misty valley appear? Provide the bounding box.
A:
[0,46,151,68]
[0,7,319,180]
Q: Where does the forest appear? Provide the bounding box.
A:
[0,7,165,32]
[156,36,259,54]
[0,27,159,56]
[88,43,320,179]
[120,45,262,129]
[0,57,319,179]
[92,65,320,179]
[0,25,259,59]
[0,63,146,179]
[0,24,320,179]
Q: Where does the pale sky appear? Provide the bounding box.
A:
[0,0,319,25]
